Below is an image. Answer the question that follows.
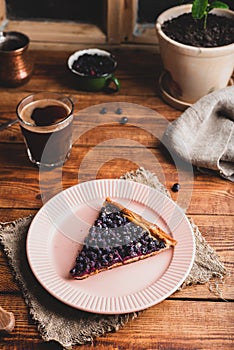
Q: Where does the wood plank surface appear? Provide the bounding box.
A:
[0,45,233,350]
[0,142,233,215]
[0,296,233,350]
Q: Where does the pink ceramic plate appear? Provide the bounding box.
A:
[26,179,195,314]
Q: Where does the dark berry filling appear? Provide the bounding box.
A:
[71,53,116,77]
[70,203,166,278]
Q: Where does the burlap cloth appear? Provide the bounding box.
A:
[163,86,234,181]
[0,168,227,349]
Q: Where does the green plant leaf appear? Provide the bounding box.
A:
[192,0,209,19]
[208,1,229,10]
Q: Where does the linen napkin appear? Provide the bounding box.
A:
[0,168,227,349]
[163,86,234,181]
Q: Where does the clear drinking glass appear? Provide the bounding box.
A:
[16,92,74,167]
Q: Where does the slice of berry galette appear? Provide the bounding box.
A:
[70,197,177,279]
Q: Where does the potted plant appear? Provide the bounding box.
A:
[155,1,234,107]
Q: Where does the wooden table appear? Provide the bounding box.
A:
[0,46,233,350]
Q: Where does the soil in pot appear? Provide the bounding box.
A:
[162,13,234,47]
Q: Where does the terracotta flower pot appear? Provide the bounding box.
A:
[156,5,234,105]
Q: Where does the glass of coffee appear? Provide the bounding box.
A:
[16,92,74,167]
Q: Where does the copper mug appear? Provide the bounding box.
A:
[0,31,33,87]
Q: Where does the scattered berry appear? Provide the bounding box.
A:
[100,107,107,114]
[171,183,180,192]
[119,116,128,125]
[115,108,122,115]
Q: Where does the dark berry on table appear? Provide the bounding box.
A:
[100,107,107,114]
[119,116,128,125]
[115,108,123,115]
[171,183,180,192]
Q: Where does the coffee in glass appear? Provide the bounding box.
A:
[16,92,74,167]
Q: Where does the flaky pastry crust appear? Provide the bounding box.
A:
[105,197,177,247]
